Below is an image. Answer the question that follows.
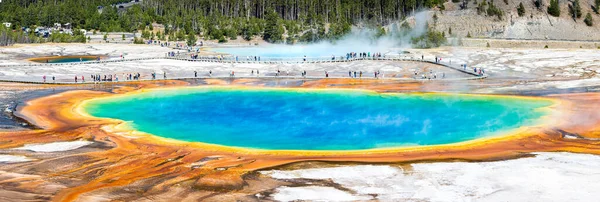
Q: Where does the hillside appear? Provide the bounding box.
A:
[434,0,600,41]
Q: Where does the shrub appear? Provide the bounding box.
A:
[218,36,228,43]
[133,37,144,44]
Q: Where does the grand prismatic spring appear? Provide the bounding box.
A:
[83,88,552,150]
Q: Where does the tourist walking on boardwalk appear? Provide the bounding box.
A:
[354,71,357,78]
[209,70,212,77]
[82,76,84,82]
[325,71,329,78]
[164,72,167,79]
[43,75,46,83]
[194,71,197,78]
[359,71,362,78]
[74,76,78,83]
[257,70,259,76]
[349,71,351,77]
[52,76,55,83]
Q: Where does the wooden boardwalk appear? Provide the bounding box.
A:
[0,56,486,84]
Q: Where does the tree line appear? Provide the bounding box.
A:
[0,0,445,44]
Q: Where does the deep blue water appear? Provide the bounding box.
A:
[84,88,552,150]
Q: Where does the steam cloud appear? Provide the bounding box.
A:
[220,11,431,58]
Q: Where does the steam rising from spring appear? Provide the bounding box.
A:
[217,11,431,58]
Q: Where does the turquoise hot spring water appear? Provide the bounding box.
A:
[83,87,553,150]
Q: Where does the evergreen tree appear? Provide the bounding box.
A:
[263,9,283,43]
[176,30,185,41]
[548,0,561,17]
[570,0,582,19]
[517,2,526,17]
[0,0,513,46]
[186,34,197,46]
[584,13,593,26]
[411,28,447,48]
[142,30,151,39]
[534,0,542,9]
[477,0,488,15]
[487,0,504,20]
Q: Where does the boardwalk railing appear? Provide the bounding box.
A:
[0,55,486,84]
[168,55,484,77]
